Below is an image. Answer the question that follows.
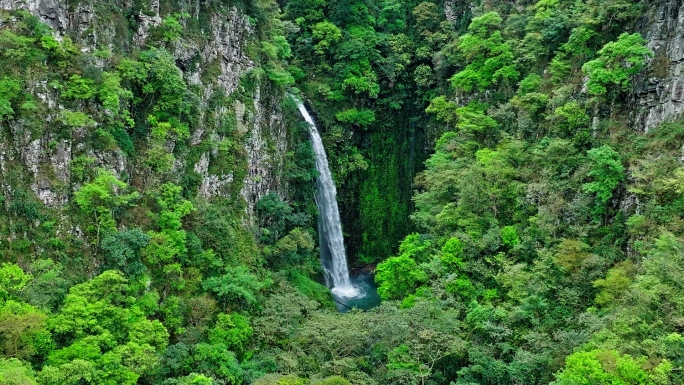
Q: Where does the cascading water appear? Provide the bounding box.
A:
[293,97,359,298]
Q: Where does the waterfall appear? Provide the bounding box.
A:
[293,98,358,298]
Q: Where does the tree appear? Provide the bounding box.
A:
[397,233,433,263]
[426,96,459,124]
[440,237,465,271]
[0,77,21,120]
[554,239,591,274]
[23,259,69,312]
[208,313,253,355]
[169,373,214,385]
[285,0,327,23]
[554,350,671,385]
[202,266,266,309]
[375,254,427,300]
[335,108,376,126]
[450,12,519,92]
[268,228,315,267]
[61,75,96,100]
[0,358,37,385]
[500,226,520,248]
[412,2,441,36]
[0,300,49,359]
[549,101,590,137]
[257,192,294,245]
[144,183,196,290]
[44,270,167,384]
[101,229,150,278]
[74,169,139,243]
[139,48,188,114]
[593,261,635,307]
[48,270,136,341]
[582,33,651,97]
[191,343,243,383]
[145,116,190,173]
[311,21,342,55]
[455,105,498,138]
[98,72,132,116]
[582,145,624,219]
[253,374,307,385]
[318,376,351,385]
[37,359,96,385]
[0,263,31,301]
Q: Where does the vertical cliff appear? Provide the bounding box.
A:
[634,0,684,131]
[0,0,291,225]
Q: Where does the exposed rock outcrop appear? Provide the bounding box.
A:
[634,0,684,131]
[0,0,291,223]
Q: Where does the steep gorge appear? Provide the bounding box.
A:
[3,0,684,384]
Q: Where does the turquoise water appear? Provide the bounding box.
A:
[332,272,381,312]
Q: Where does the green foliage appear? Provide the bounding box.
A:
[160,14,185,43]
[0,263,31,301]
[426,96,458,124]
[397,233,432,263]
[500,225,520,248]
[62,75,96,100]
[75,169,139,242]
[269,228,315,268]
[60,110,95,128]
[593,261,635,307]
[375,253,426,300]
[0,2,680,385]
[99,72,132,115]
[554,350,671,385]
[202,265,266,309]
[440,237,465,270]
[286,0,328,23]
[582,33,651,97]
[455,104,498,137]
[0,299,49,358]
[0,358,37,384]
[144,183,195,290]
[100,229,150,278]
[284,270,333,306]
[138,48,189,114]
[318,376,350,385]
[208,313,252,354]
[554,239,591,274]
[42,270,168,383]
[117,58,148,84]
[22,260,68,312]
[450,12,519,92]
[550,101,590,136]
[312,21,342,55]
[0,77,21,120]
[335,108,376,126]
[265,64,295,86]
[257,192,296,245]
[582,145,625,218]
[253,374,307,385]
[145,115,190,172]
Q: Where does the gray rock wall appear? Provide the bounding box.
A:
[0,0,290,223]
[634,0,684,131]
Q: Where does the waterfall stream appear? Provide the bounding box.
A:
[294,98,359,298]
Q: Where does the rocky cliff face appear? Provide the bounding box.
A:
[634,0,684,132]
[0,0,290,222]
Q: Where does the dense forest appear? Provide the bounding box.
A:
[1,0,684,384]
